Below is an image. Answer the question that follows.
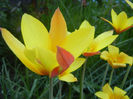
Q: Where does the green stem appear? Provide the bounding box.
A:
[80,58,88,99]
[68,84,72,99]
[101,64,109,88]
[121,66,131,89]
[59,81,62,99]
[49,78,53,99]
[109,68,114,85]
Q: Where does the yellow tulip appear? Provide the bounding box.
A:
[95,83,129,99]
[100,45,133,68]
[101,9,133,34]
[80,21,118,57]
[1,8,93,82]
[125,0,133,9]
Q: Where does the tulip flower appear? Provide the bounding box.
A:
[101,9,133,34]
[81,21,118,57]
[95,83,129,99]
[100,45,133,68]
[1,8,93,82]
[125,0,133,9]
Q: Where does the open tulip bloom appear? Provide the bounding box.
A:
[100,45,133,68]
[101,9,133,34]
[80,21,118,57]
[95,83,129,99]
[0,8,95,82]
[125,0,133,9]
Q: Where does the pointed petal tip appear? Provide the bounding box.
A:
[100,17,104,20]
[22,13,29,21]
[59,73,78,82]
[75,78,78,82]
[100,17,113,25]
[0,27,4,30]
[22,13,32,20]
[111,9,114,12]
[109,29,114,32]
[53,7,64,19]
[56,7,60,11]
[0,28,7,34]
[83,20,88,23]
[55,7,61,14]
[22,13,28,17]
[100,17,110,23]
[0,27,3,32]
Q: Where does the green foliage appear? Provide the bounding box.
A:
[0,0,133,99]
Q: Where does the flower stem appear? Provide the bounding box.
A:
[68,84,72,99]
[59,80,62,99]
[109,68,114,85]
[121,66,131,89]
[80,58,88,99]
[49,78,53,99]
[101,64,109,88]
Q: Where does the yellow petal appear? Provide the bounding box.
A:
[94,32,118,51]
[125,0,133,9]
[95,92,109,99]
[88,30,114,52]
[114,86,126,95]
[36,48,58,72]
[94,30,118,51]
[108,45,119,55]
[111,9,118,27]
[126,16,133,27]
[95,30,113,41]
[102,83,113,95]
[24,48,49,74]
[49,8,67,52]
[119,52,133,66]
[21,13,49,50]
[61,27,95,58]
[1,28,46,75]
[112,63,126,68]
[96,35,118,51]
[124,96,130,99]
[64,58,85,73]
[59,73,77,82]
[117,11,128,31]
[24,47,58,73]
[79,20,92,29]
[100,51,109,60]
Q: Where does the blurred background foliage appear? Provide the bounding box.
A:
[0,0,133,99]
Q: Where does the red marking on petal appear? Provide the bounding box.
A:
[57,46,74,73]
[116,25,133,34]
[51,66,60,78]
[36,59,49,75]
[83,51,100,57]
[50,47,74,78]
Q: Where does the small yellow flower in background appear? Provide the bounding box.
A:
[80,21,118,57]
[101,9,133,34]
[1,8,93,82]
[100,45,132,68]
[95,83,129,99]
[125,0,133,9]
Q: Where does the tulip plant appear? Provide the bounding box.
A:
[0,0,133,99]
